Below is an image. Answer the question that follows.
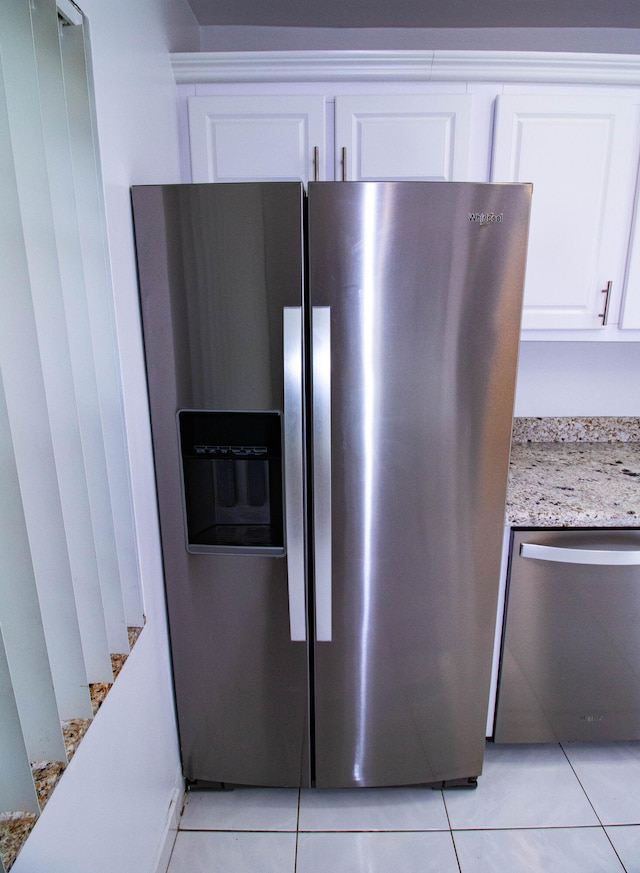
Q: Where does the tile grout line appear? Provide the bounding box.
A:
[177,828,299,833]
[297,828,461,834]
[559,743,605,826]
[559,743,629,873]
[179,824,613,833]
[450,823,616,833]
[440,789,463,873]
[294,788,301,873]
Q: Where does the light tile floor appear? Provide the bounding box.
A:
[166,742,640,872]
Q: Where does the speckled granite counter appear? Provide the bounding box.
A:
[506,417,640,528]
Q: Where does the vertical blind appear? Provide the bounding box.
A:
[0,0,142,864]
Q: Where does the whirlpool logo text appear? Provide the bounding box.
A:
[468,212,504,225]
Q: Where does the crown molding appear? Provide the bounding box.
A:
[172,50,433,83]
[171,49,640,85]
[432,50,640,84]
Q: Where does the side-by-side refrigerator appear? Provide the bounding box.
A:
[132,181,531,789]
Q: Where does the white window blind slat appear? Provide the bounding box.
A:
[0,0,92,721]
[60,19,144,632]
[0,629,40,815]
[0,372,67,764]
[32,0,115,681]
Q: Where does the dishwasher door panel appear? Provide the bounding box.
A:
[494,529,640,743]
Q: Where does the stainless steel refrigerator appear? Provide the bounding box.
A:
[131,181,531,789]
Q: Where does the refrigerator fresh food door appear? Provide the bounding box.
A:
[132,182,311,787]
[308,181,531,787]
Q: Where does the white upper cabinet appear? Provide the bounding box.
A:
[178,53,640,340]
[188,95,326,183]
[334,95,472,182]
[188,93,473,185]
[492,94,638,332]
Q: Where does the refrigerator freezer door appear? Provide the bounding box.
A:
[308,181,531,787]
[132,182,311,787]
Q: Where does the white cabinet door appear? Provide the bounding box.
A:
[188,95,326,183]
[335,94,472,182]
[621,195,640,329]
[492,95,637,331]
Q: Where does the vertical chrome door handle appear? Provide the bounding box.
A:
[312,307,332,642]
[283,308,306,642]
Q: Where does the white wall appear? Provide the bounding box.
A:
[514,342,640,416]
[198,25,640,54]
[12,2,198,872]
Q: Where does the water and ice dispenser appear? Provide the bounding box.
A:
[178,411,284,555]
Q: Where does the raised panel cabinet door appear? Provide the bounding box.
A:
[188,95,326,183]
[492,94,637,331]
[335,94,472,182]
[621,186,640,329]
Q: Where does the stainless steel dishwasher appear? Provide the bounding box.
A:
[494,528,640,743]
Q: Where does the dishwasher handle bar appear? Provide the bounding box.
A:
[520,542,640,566]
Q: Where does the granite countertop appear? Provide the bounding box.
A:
[506,417,640,528]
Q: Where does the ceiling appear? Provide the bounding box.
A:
[185,0,640,30]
